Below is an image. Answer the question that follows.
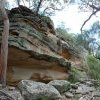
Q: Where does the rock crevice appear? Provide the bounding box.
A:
[0,6,81,85]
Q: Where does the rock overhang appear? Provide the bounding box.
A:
[0,6,73,85]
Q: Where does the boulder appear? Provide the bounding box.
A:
[71,84,78,89]
[48,80,71,93]
[0,6,72,85]
[0,86,24,100]
[0,6,83,85]
[18,80,61,100]
[64,92,74,98]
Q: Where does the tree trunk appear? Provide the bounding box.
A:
[0,0,9,87]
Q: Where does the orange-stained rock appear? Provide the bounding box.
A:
[61,48,71,59]
[0,6,83,86]
[7,47,69,86]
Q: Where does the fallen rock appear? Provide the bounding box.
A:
[60,95,67,100]
[85,81,93,86]
[79,96,90,100]
[0,87,24,100]
[71,84,78,89]
[93,91,100,97]
[48,80,71,93]
[75,84,96,94]
[78,91,100,100]
[64,92,74,98]
[18,80,61,100]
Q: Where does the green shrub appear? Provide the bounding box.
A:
[42,96,51,100]
[68,67,81,83]
[56,28,75,43]
[87,55,100,80]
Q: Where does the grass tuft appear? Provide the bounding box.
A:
[87,55,100,80]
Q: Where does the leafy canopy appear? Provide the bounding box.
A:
[13,0,68,15]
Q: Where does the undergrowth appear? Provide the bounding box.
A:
[42,96,51,100]
[68,67,81,83]
[87,55,100,80]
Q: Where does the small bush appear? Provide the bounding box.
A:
[42,96,51,100]
[87,55,100,80]
[56,28,75,43]
[68,67,81,83]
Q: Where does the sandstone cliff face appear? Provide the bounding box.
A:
[0,6,79,85]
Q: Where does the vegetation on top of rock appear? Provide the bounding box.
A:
[7,0,69,16]
[56,27,76,43]
[56,26,88,60]
[6,5,55,35]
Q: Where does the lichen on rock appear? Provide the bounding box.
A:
[0,5,78,85]
[18,80,61,100]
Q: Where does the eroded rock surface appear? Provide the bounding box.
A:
[0,6,74,85]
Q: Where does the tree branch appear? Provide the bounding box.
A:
[89,4,100,11]
[80,4,100,33]
[35,0,43,15]
[80,10,98,33]
[43,6,64,15]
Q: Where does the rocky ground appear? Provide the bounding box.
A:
[61,80,100,100]
[0,75,100,100]
[60,71,100,100]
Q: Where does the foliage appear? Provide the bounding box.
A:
[41,16,52,23]
[13,0,68,15]
[42,96,51,100]
[76,32,95,54]
[95,49,100,60]
[78,0,100,11]
[80,0,100,31]
[56,25,87,57]
[76,21,100,55]
[87,55,100,80]
[68,67,81,83]
[90,21,100,35]
[56,27,76,44]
